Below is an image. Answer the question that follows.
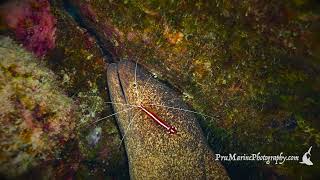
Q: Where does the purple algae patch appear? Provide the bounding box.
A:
[4,0,56,57]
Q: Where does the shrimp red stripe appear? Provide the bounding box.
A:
[138,105,177,134]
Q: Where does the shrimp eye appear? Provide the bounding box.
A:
[133,83,137,87]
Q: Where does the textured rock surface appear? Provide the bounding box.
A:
[0,0,129,178]
[107,60,229,179]
[0,36,77,177]
[45,2,129,178]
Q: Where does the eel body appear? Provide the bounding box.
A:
[107,60,229,179]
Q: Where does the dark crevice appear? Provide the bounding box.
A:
[48,1,130,178]
[60,0,115,63]
[116,64,129,105]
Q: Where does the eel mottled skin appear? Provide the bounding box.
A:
[107,60,229,180]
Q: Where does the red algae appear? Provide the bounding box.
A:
[3,0,56,57]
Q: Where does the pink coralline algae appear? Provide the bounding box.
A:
[3,0,56,57]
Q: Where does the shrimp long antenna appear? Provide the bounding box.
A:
[145,103,216,120]
[118,109,140,149]
[78,107,136,127]
[104,101,140,108]
[134,60,139,101]
[131,69,215,124]
[92,107,136,124]
[138,75,152,104]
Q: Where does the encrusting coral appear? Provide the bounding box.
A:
[0,36,77,177]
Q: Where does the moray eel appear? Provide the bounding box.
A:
[107,60,229,179]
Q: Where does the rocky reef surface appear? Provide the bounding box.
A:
[1,0,128,179]
[0,0,319,179]
[0,36,77,177]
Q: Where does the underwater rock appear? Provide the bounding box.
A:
[0,0,56,57]
[62,0,320,178]
[62,0,124,61]
[0,36,77,177]
[107,60,229,179]
[47,2,129,178]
